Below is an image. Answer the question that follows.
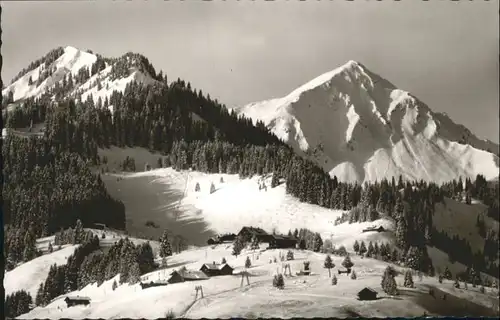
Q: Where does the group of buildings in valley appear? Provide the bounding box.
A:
[207,226,298,249]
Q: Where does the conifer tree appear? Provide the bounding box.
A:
[353,240,360,253]
[341,255,354,269]
[112,280,118,291]
[232,237,244,257]
[350,269,357,280]
[313,233,323,252]
[404,270,414,288]
[35,283,45,306]
[22,230,36,261]
[366,241,374,258]
[359,241,367,256]
[159,231,173,258]
[129,262,141,284]
[74,219,84,244]
[245,256,252,268]
[210,182,216,194]
[298,239,306,250]
[195,182,201,192]
[443,266,452,280]
[405,246,424,271]
[381,266,399,295]
[373,242,380,256]
[221,257,227,264]
[391,248,400,263]
[331,274,338,285]
[273,273,284,289]
[324,254,334,277]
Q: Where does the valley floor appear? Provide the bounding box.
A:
[17,245,499,319]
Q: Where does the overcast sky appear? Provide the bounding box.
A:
[2,1,498,142]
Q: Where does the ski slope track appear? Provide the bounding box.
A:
[234,60,499,184]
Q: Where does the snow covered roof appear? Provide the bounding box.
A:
[181,270,209,280]
[65,296,91,301]
[239,226,268,236]
[202,263,232,271]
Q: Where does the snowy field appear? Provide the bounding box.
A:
[5,245,78,298]
[7,165,500,318]
[105,164,496,275]
[18,244,499,319]
[115,168,353,242]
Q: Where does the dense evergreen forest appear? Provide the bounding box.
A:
[3,50,499,284]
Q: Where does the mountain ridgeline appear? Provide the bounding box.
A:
[2,47,499,279]
[235,60,499,184]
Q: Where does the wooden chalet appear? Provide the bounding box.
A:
[140,280,169,289]
[362,226,385,233]
[200,262,234,277]
[219,233,236,243]
[168,268,209,283]
[64,296,91,307]
[357,287,378,301]
[207,233,236,245]
[167,270,185,284]
[268,235,297,249]
[238,226,273,243]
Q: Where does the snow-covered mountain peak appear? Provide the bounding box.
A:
[2,46,159,108]
[235,61,499,184]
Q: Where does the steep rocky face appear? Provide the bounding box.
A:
[235,60,499,183]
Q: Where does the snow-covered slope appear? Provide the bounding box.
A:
[2,46,158,109]
[113,168,350,241]
[234,60,499,184]
[18,245,500,319]
[5,245,78,297]
[111,167,497,274]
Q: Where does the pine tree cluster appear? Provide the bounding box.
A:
[3,134,126,242]
[53,220,94,246]
[36,236,156,307]
[9,47,64,85]
[5,290,33,318]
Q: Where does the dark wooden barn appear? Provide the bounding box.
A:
[238,227,273,243]
[357,287,378,301]
[362,226,385,233]
[207,237,218,245]
[200,263,234,277]
[167,270,185,284]
[268,235,297,249]
[64,296,91,307]
[219,233,236,243]
[140,280,169,289]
